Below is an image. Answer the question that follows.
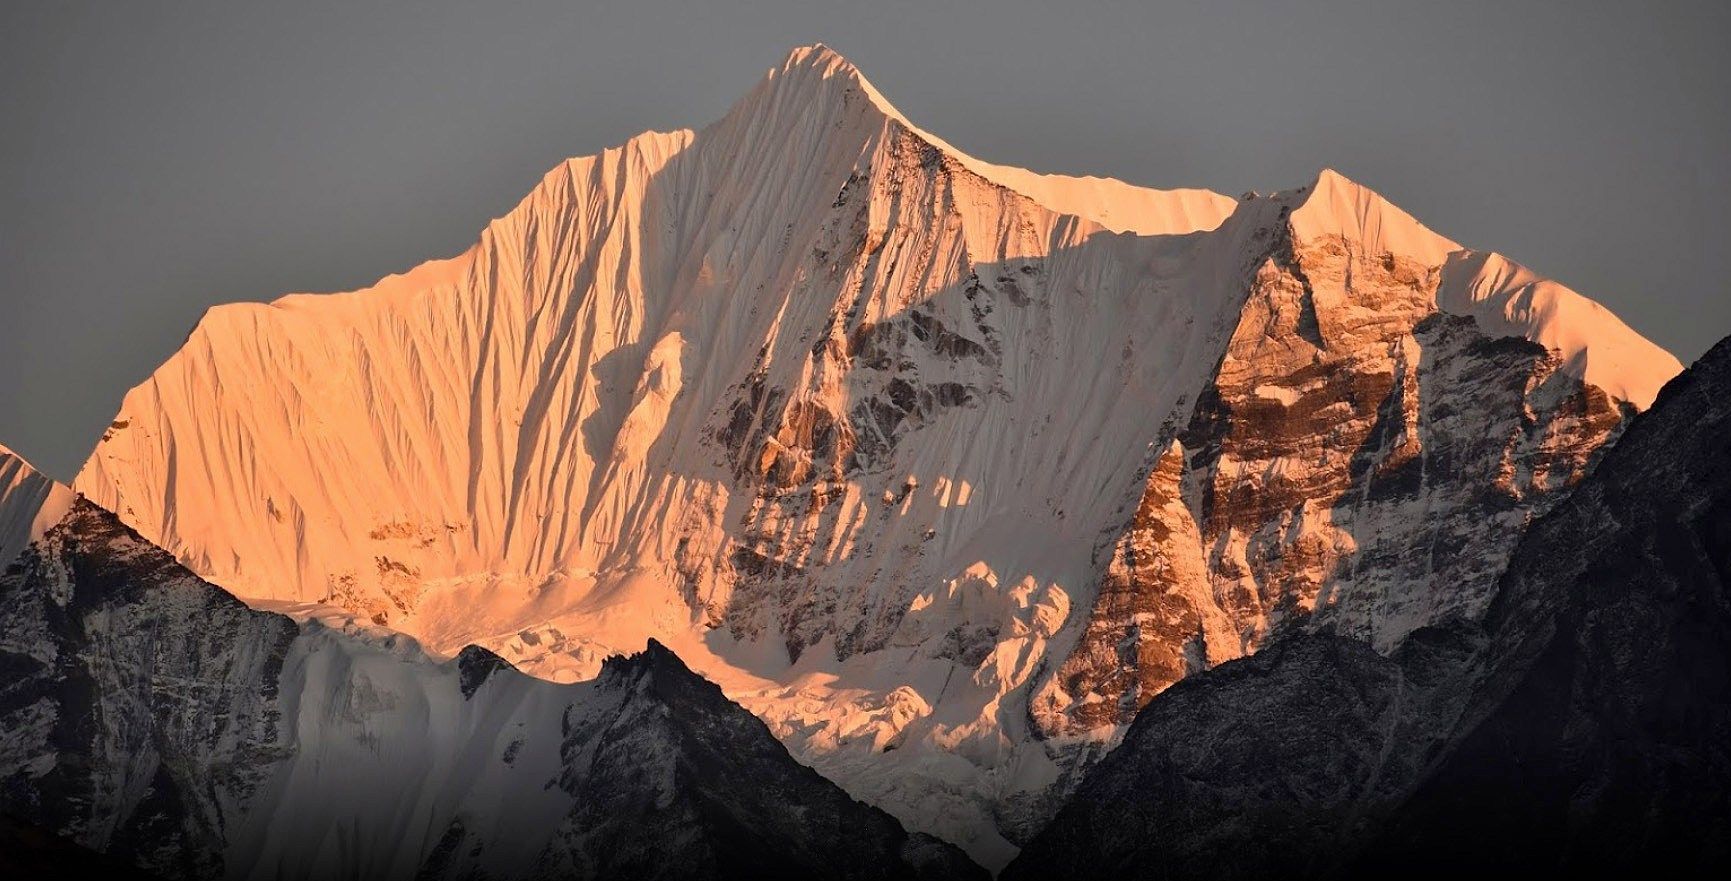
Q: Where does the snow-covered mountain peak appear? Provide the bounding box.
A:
[776,42,872,87]
[1280,166,1681,406]
[742,42,891,126]
[0,442,74,568]
[1435,249,1681,407]
[1286,167,1460,264]
[63,44,1688,868]
[754,44,1237,235]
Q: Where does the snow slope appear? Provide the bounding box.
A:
[0,443,73,567]
[72,45,1684,866]
[1297,169,1678,407]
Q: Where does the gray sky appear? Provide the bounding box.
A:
[3,1,1727,479]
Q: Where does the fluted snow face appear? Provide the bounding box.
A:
[0,444,73,568]
[71,45,1682,866]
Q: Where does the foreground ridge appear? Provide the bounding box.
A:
[0,497,982,880]
[1004,333,1731,879]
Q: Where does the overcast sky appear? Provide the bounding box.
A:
[3,0,1727,478]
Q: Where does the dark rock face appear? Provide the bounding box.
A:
[1355,335,1731,875]
[541,640,987,881]
[1007,627,1478,880]
[456,643,514,698]
[0,502,983,881]
[1006,334,1731,879]
[0,812,164,880]
[0,500,299,880]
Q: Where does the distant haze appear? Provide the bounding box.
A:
[3,0,1727,478]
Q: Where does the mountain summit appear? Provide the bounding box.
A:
[69,45,1681,866]
[759,44,1239,236]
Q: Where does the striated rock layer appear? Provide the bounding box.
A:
[1003,334,1731,879]
[72,45,1681,863]
[1033,180,1636,742]
[0,496,981,881]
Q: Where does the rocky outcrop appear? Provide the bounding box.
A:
[0,500,981,880]
[1038,202,1633,737]
[1354,334,1731,874]
[1004,334,1731,879]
